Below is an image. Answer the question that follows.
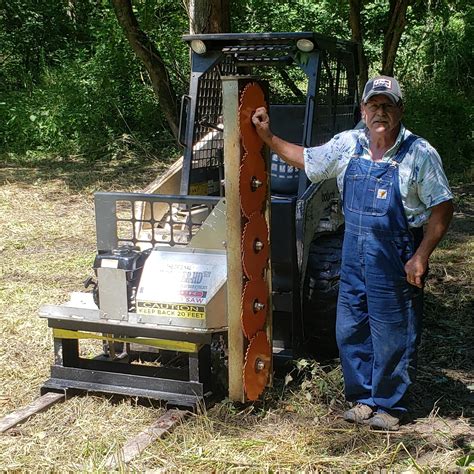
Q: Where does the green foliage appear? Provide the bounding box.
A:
[232,0,350,38]
[358,0,389,73]
[0,1,183,159]
[403,86,473,182]
[456,453,474,468]
[136,0,189,91]
[398,4,473,181]
[0,0,471,178]
[397,3,473,87]
[1,58,171,157]
[1,0,88,89]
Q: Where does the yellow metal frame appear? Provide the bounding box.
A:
[53,328,200,353]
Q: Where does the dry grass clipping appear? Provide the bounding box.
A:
[0,161,472,471]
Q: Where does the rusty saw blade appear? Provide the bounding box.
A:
[239,151,267,219]
[241,277,268,340]
[241,212,269,280]
[239,82,267,153]
[243,330,271,401]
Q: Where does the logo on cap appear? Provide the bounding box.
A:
[373,78,392,89]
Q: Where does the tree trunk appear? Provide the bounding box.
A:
[188,0,230,34]
[382,0,411,76]
[349,0,369,96]
[111,0,178,138]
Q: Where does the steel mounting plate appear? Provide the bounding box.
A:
[243,330,271,401]
[241,277,268,340]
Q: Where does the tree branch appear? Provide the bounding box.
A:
[111,0,179,138]
[382,0,411,76]
[349,0,369,94]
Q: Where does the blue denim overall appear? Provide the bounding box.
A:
[336,134,422,415]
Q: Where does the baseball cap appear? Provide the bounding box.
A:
[362,75,403,104]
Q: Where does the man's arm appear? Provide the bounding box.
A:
[405,200,454,288]
[252,107,305,169]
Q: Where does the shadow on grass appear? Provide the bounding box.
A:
[411,286,474,420]
[411,190,473,421]
[0,150,178,192]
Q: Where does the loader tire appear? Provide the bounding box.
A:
[302,230,343,359]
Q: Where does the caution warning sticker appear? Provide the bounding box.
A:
[137,302,205,320]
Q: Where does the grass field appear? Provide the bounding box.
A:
[0,153,472,471]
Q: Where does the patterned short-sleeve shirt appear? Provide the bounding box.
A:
[303,125,453,228]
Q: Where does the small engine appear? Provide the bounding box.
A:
[92,245,150,314]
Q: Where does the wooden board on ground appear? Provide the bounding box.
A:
[104,409,189,468]
[0,392,65,433]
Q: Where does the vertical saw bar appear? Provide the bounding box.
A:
[222,77,246,402]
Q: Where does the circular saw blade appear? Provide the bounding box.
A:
[243,330,271,401]
[239,152,268,219]
[241,212,269,280]
[241,277,269,340]
[239,82,267,153]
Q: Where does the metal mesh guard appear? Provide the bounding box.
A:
[94,192,221,251]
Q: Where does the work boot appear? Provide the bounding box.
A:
[343,403,374,424]
[369,412,400,431]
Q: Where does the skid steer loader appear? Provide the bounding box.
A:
[39,32,359,406]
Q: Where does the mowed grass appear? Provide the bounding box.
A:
[0,155,472,471]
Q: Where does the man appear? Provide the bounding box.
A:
[252,75,453,430]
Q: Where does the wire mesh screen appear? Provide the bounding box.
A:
[190,58,236,195]
[313,52,357,145]
[95,193,220,251]
[187,41,357,194]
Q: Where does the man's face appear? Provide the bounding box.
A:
[361,95,403,135]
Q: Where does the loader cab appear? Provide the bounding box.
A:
[179,32,359,359]
[37,32,361,409]
[179,32,359,199]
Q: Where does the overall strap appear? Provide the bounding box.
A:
[391,134,420,165]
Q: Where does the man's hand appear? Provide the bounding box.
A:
[250,106,305,169]
[404,200,454,288]
[405,254,428,288]
[252,107,273,143]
